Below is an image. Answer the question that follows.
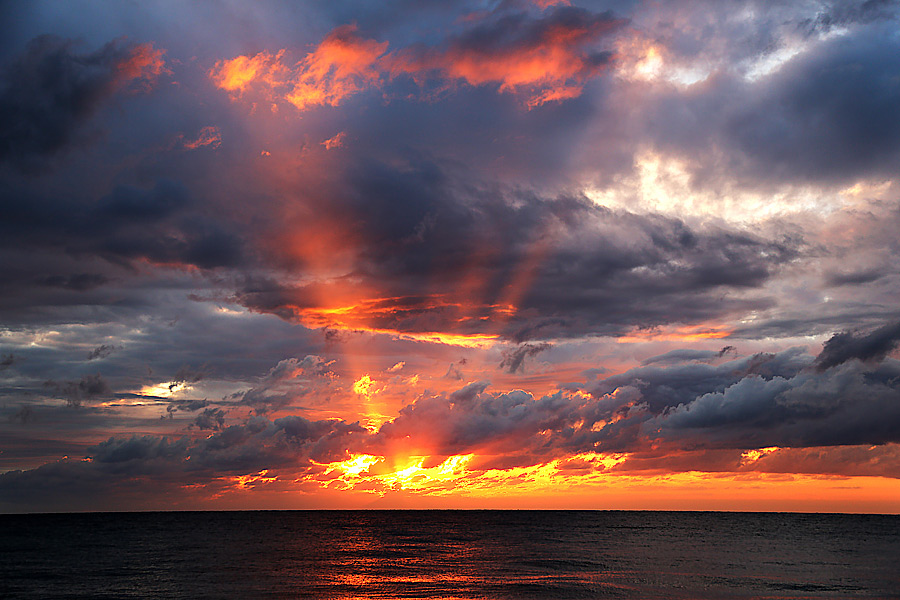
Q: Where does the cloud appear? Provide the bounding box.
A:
[8,405,35,425]
[375,346,900,466]
[180,126,222,150]
[286,25,388,110]
[3,1,900,511]
[87,344,119,361]
[815,320,900,371]
[209,25,387,111]
[642,349,722,365]
[385,5,622,106]
[322,131,346,150]
[0,35,166,169]
[644,355,900,449]
[0,414,367,511]
[499,342,551,373]
[209,50,288,94]
[4,347,900,512]
[234,356,333,414]
[630,15,900,187]
[45,373,113,407]
[191,407,227,431]
[235,158,798,341]
[211,5,622,112]
[0,178,246,279]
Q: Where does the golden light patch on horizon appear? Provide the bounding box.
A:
[616,324,732,343]
[138,381,187,397]
[741,446,781,465]
[230,470,277,489]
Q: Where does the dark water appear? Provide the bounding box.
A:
[1,511,899,599]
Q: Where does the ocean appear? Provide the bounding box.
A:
[1,510,898,599]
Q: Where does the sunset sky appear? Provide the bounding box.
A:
[2,0,900,513]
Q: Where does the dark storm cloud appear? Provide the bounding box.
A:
[0,177,246,332]
[232,356,333,414]
[641,16,900,187]
[375,346,900,467]
[44,373,113,407]
[171,365,206,386]
[190,407,227,431]
[0,179,245,271]
[238,159,797,340]
[592,348,813,414]
[0,415,367,510]
[0,35,165,170]
[815,320,900,371]
[650,358,900,449]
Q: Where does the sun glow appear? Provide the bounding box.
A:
[284,295,507,348]
[352,375,375,397]
[327,453,383,477]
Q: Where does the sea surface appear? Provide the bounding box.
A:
[1,510,898,599]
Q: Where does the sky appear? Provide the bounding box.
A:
[1,0,900,513]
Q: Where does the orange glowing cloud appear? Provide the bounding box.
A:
[114,42,169,92]
[286,25,388,111]
[384,9,621,107]
[209,27,387,112]
[181,125,222,150]
[211,10,620,112]
[322,131,346,150]
[525,84,583,108]
[209,50,288,94]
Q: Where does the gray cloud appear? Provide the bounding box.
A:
[45,373,113,407]
[87,344,119,361]
[499,342,551,373]
[233,356,333,414]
